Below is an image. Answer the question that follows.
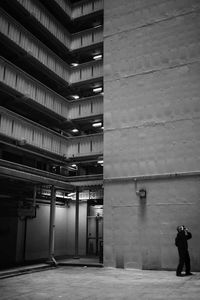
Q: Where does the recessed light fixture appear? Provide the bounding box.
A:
[93,87,102,93]
[71,63,79,67]
[72,128,79,133]
[92,122,102,128]
[71,164,77,167]
[93,54,102,60]
[72,95,79,100]
[97,160,104,164]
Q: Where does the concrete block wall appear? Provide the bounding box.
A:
[103,0,200,270]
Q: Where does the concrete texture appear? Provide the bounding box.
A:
[103,0,200,270]
[0,267,200,300]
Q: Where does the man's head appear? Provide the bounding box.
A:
[177,225,185,232]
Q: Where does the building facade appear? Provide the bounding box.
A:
[0,0,104,267]
[0,0,200,271]
[104,0,200,270]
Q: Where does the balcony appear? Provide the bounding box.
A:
[0,8,70,83]
[71,26,103,51]
[70,60,102,84]
[49,0,103,19]
[0,9,103,88]
[69,95,103,120]
[0,107,103,159]
[1,1,103,53]
[0,57,103,122]
[0,57,70,120]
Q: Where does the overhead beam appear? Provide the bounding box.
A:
[0,165,73,190]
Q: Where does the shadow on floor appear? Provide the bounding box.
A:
[0,256,103,279]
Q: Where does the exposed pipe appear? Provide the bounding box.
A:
[23,217,27,262]
[104,170,200,183]
[48,185,57,266]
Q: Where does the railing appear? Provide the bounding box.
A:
[0,56,70,118]
[0,107,103,158]
[15,0,103,51]
[0,9,103,84]
[0,8,70,82]
[69,95,103,119]
[70,60,103,83]
[71,26,103,50]
[52,0,103,19]
[67,134,103,158]
[17,0,71,48]
[0,57,103,121]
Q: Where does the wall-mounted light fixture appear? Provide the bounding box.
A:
[137,188,146,199]
[134,179,147,199]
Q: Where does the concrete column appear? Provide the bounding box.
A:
[33,185,37,207]
[48,185,57,265]
[74,187,79,258]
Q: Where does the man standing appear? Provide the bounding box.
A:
[175,225,193,277]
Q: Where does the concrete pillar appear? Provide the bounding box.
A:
[74,187,79,258]
[48,185,57,265]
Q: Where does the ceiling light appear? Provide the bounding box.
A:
[71,63,79,67]
[93,87,102,93]
[71,164,77,167]
[101,126,104,130]
[93,54,102,60]
[72,128,79,133]
[72,95,79,100]
[92,122,102,128]
[97,160,104,164]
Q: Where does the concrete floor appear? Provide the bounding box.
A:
[0,266,200,300]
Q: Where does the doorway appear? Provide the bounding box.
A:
[87,203,103,256]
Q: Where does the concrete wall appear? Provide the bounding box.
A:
[20,201,87,261]
[104,0,200,270]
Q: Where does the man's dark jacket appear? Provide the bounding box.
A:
[175,231,192,251]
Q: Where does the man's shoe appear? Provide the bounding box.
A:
[185,273,193,276]
[176,274,184,277]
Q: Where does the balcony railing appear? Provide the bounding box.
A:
[0,107,103,158]
[67,134,103,158]
[0,9,103,85]
[70,60,102,83]
[69,95,103,119]
[51,0,103,19]
[0,57,103,121]
[0,8,70,82]
[71,26,103,50]
[0,57,70,118]
[15,0,103,51]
